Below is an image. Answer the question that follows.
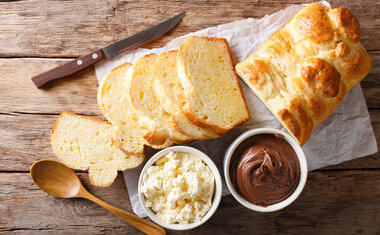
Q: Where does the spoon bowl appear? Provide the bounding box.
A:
[30,159,165,235]
[31,160,81,198]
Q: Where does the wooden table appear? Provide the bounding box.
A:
[1,0,379,234]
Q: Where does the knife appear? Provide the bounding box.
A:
[31,11,186,88]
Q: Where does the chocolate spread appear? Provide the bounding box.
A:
[230,134,300,207]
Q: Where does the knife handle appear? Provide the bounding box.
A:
[31,49,105,88]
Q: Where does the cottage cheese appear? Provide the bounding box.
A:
[141,151,215,224]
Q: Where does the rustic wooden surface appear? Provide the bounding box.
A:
[0,0,379,234]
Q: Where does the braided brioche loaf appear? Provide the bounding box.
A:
[236,3,371,145]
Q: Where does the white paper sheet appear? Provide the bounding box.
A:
[95,1,378,217]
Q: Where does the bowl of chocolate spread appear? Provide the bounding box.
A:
[224,128,308,212]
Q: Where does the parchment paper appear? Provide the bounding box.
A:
[95,1,378,217]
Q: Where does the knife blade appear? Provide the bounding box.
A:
[31,11,186,88]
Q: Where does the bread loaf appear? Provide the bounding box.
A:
[177,36,250,134]
[126,53,192,146]
[153,50,220,139]
[51,112,144,187]
[236,3,371,145]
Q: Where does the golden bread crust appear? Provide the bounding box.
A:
[295,3,335,43]
[330,7,360,43]
[236,3,371,145]
[301,58,341,98]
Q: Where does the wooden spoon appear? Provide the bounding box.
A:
[30,159,165,235]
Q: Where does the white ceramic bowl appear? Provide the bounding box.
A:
[224,128,308,212]
[138,146,222,230]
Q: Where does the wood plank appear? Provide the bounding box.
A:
[1,1,378,234]
[0,54,378,171]
[0,58,101,115]
[0,109,379,171]
[1,170,380,234]
[0,113,99,171]
[0,0,379,57]
[1,51,379,117]
[361,51,380,109]
[0,172,142,234]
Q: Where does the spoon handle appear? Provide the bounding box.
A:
[82,192,165,235]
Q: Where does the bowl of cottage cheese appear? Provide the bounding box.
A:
[138,146,222,230]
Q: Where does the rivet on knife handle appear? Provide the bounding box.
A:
[31,49,104,88]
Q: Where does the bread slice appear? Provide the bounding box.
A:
[153,50,182,115]
[153,50,220,139]
[97,63,145,154]
[126,53,192,146]
[51,112,144,187]
[171,110,219,139]
[177,36,250,134]
[97,62,170,150]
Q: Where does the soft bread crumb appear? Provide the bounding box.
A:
[126,53,192,145]
[51,111,144,187]
[97,63,146,154]
[177,36,250,134]
[98,62,172,150]
[153,50,220,139]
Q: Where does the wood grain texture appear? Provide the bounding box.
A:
[0,53,378,171]
[0,55,379,171]
[29,160,165,234]
[361,52,380,109]
[1,171,380,234]
[0,109,379,171]
[0,58,101,115]
[0,0,379,58]
[0,0,379,234]
[0,173,142,234]
[0,51,379,115]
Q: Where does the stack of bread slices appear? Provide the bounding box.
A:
[51,36,250,186]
